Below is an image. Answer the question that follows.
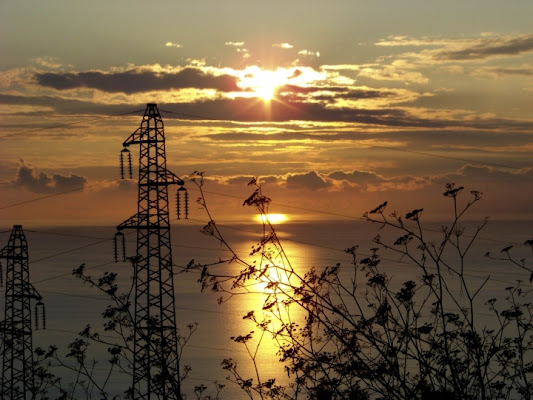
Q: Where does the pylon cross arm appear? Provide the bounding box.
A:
[117,213,147,230]
[163,169,185,186]
[28,283,42,300]
[122,127,164,147]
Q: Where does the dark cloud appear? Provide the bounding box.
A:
[154,98,533,130]
[328,170,385,184]
[0,93,143,117]
[277,85,395,104]
[260,175,281,185]
[12,161,87,193]
[2,92,533,132]
[225,176,257,185]
[436,34,533,60]
[480,66,533,77]
[289,69,303,79]
[116,178,137,192]
[34,67,241,94]
[457,164,533,182]
[286,171,330,190]
[199,129,533,156]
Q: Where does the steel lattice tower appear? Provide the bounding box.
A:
[0,225,44,400]
[117,104,184,400]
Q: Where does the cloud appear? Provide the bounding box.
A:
[34,66,241,94]
[357,66,429,84]
[435,33,533,60]
[0,93,144,119]
[473,65,533,79]
[94,178,137,193]
[3,91,533,132]
[455,164,533,182]
[324,169,430,192]
[376,33,533,61]
[225,175,257,185]
[32,56,72,69]
[375,35,455,47]
[165,42,183,48]
[298,50,320,57]
[185,164,533,213]
[225,41,244,47]
[286,171,330,190]
[321,65,361,71]
[328,170,385,184]
[12,161,87,194]
[273,43,294,49]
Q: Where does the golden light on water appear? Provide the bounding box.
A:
[255,213,288,223]
[227,239,309,384]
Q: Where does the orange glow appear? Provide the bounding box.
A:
[255,213,288,223]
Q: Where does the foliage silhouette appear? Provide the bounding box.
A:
[188,176,533,400]
[29,260,224,399]
[16,175,533,400]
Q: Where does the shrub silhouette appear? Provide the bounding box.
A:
[26,177,533,400]
[190,177,533,400]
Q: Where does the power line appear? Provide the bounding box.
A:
[189,185,528,247]
[0,109,144,139]
[38,290,239,317]
[369,144,525,171]
[26,229,113,241]
[160,108,221,121]
[0,109,527,230]
[0,107,528,287]
[0,210,526,288]
[0,179,121,211]
[31,238,111,264]
[26,257,507,323]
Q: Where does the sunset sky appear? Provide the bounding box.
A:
[1,1,532,225]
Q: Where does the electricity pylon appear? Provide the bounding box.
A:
[117,103,186,399]
[0,225,45,400]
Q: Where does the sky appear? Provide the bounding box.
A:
[1,0,533,226]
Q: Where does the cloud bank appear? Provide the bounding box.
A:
[12,161,88,194]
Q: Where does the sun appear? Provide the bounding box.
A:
[239,67,288,101]
[255,213,288,224]
[255,80,278,101]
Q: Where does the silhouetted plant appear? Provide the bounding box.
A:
[190,176,533,400]
[30,260,223,400]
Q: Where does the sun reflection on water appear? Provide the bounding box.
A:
[225,237,312,387]
[255,213,288,224]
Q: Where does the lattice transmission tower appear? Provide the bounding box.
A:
[0,225,45,400]
[116,103,187,400]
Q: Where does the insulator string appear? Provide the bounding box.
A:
[120,148,132,179]
[128,152,133,179]
[34,302,39,330]
[114,232,125,262]
[0,262,3,287]
[176,188,181,219]
[177,187,189,219]
[34,301,46,330]
[120,151,125,179]
[42,302,46,330]
[184,190,189,219]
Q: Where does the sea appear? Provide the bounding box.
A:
[1,219,532,399]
